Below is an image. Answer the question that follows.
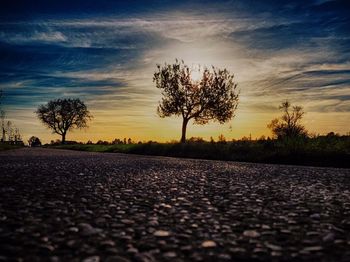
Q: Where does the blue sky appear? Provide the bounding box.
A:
[0,0,349,142]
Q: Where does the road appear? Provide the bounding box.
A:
[1,148,350,261]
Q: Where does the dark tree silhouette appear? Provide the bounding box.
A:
[268,100,307,139]
[154,59,239,143]
[28,136,42,147]
[0,89,3,107]
[0,89,5,142]
[36,98,92,144]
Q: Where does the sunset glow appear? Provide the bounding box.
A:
[1,1,349,143]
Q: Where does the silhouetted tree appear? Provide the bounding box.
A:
[0,89,3,108]
[36,98,92,144]
[154,59,239,143]
[0,90,5,142]
[218,134,227,144]
[268,101,307,139]
[28,136,42,147]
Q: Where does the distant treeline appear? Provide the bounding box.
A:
[48,133,350,168]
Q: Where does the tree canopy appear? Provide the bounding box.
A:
[36,98,92,144]
[154,59,239,142]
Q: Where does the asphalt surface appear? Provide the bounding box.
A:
[0,148,350,262]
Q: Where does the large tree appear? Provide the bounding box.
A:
[268,100,307,139]
[36,98,92,144]
[154,60,239,143]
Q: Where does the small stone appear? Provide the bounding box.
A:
[163,252,177,258]
[50,256,60,262]
[40,244,55,251]
[101,240,116,247]
[322,232,335,242]
[66,240,76,248]
[230,247,246,253]
[262,225,271,229]
[121,219,135,225]
[127,247,138,254]
[153,230,170,237]
[303,246,323,252]
[218,254,231,260]
[310,213,321,220]
[148,220,159,227]
[83,256,100,262]
[271,251,282,256]
[265,242,282,251]
[78,223,102,236]
[105,256,130,262]
[68,227,79,232]
[201,240,217,248]
[243,230,260,238]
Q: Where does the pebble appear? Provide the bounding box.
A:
[105,256,131,262]
[322,232,335,242]
[153,230,170,237]
[201,240,217,248]
[302,246,323,252]
[83,256,100,262]
[243,230,260,238]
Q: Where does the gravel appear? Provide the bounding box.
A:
[1,148,350,261]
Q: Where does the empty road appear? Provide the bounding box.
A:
[1,148,350,261]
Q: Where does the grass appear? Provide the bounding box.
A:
[48,135,350,168]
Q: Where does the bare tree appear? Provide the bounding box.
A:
[154,59,239,143]
[0,89,3,108]
[0,90,5,142]
[6,121,13,141]
[0,112,5,142]
[36,98,92,144]
[268,100,307,139]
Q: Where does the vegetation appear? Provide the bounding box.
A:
[28,136,42,147]
[154,59,239,143]
[0,143,24,151]
[0,89,24,145]
[48,134,350,168]
[36,98,92,144]
[268,101,307,139]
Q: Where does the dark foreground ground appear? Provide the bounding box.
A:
[1,148,350,262]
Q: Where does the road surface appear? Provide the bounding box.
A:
[1,148,350,261]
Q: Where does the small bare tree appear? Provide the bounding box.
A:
[154,59,239,143]
[36,98,92,144]
[268,100,307,139]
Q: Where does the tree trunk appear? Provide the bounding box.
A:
[180,118,189,143]
[61,132,66,144]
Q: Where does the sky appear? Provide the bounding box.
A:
[0,0,349,143]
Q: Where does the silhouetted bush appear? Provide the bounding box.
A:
[28,136,42,147]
